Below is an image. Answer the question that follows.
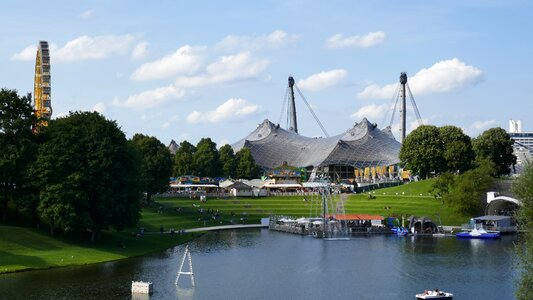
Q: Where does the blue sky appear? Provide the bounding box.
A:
[2,0,532,146]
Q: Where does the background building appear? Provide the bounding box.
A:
[508,119,533,166]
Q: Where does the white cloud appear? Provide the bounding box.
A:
[11,44,37,61]
[132,41,149,60]
[467,120,498,136]
[113,84,185,109]
[12,34,139,63]
[55,34,137,62]
[93,102,106,113]
[216,30,299,50]
[175,52,269,88]
[297,69,347,91]
[80,9,95,19]
[358,58,483,99]
[186,98,261,124]
[350,103,390,121]
[326,31,386,49]
[131,45,206,81]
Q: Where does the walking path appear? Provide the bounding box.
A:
[144,224,268,235]
[185,224,267,233]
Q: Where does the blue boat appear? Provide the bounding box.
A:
[456,227,500,239]
[392,227,409,236]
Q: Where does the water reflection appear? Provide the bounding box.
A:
[0,229,517,300]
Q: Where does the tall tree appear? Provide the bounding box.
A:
[473,127,516,176]
[130,134,172,202]
[514,162,533,300]
[33,112,141,240]
[0,89,37,222]
[173,140,196,176]
[439,125,475,173]
[219,144,236,178]
[236,147,260,179]
[444,159,495,215]
[399,125,445,178]
[193,138,221,177]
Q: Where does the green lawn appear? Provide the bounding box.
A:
[141,179,468,231]
[0,226,196,273]
[1,179,470,274]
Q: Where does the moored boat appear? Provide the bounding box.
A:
[455,227,500,239]
[415,289,453,299]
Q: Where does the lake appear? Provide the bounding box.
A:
[0,229,517,299]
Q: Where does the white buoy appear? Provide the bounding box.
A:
[175,245,195,287]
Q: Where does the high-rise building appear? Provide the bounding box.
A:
[508,119,533,165]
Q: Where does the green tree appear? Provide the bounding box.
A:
[444,159,495,215]
[193,138,221,177]
[0,89,37,222]
[430,172,455,202]
[236,147,260,179]
[399,125,445,178]
[219,144,236,178]
[514,162,533,300]
[439,125,475,173]
[473,127,516,176]
[173,140,196,176]
[130,134,172,202]
[33,112,141,240]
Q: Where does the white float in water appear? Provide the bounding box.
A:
[131,281,153,294]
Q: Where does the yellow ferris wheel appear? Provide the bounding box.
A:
[33,40,52,128]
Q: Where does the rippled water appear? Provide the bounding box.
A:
[0,229,517,299]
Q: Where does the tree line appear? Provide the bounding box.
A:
[399,124,516,178]
[399,124,516,216]
[173,140,260,180]
[0,89,260,240]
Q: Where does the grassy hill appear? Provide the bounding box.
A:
[1,179,469,274]
[0,226,195,273]
[141,179,468,230]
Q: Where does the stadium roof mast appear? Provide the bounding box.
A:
[279,75,329,137]
[399,72,407,143]
[288,75,298,133]
[383,72,423,143]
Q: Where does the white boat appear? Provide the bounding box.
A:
[415,290,453,299]
[456,227,500,239]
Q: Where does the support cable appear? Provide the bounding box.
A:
[406,84,423,126]
[383,83,401,128]
[278,87,290,127]
[389,84,401,128]
[294,84,330,137]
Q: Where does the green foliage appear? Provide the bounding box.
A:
[235,147,260,179]
[193,138,221,177]
[444,160,495,216]
[473,127,516,176]
[173,140,196,176]
[430,172,455,201]
[439,125,475,173]
[0,89,37,222]
[130,134,172,201]
[219,144,236,178]
[33,112,141,240]
[514,163,533,300]
[400,125,445,178]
